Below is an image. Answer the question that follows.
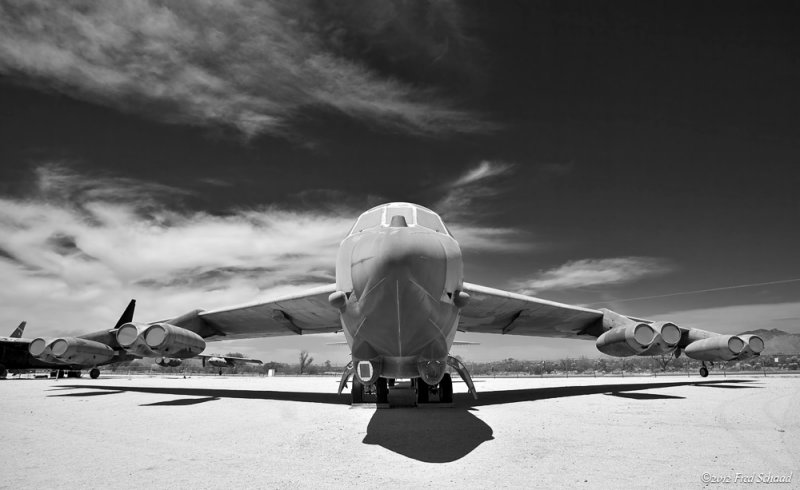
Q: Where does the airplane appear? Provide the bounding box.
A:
[98,202,763,405]
[0,303,141,379]
[15,300,261,379]
[154,354,262,375]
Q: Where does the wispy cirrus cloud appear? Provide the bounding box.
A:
[514,257,673,294]
[0,0,490,138]
[435,160,515,219]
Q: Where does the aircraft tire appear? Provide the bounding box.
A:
[376,378,388,404]
[440,373,453,403]
[417,379,429,404]
[0,364,7,379]
[699,367,709,377]
[351,378,364,404]
[90,368,100,379]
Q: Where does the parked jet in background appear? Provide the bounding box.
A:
[112,203,764,404]
[155,354,262,374]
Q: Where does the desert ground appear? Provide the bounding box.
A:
[1,374,797,489]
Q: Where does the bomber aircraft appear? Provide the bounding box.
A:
[111,202,764,405]
[6,301,260,379]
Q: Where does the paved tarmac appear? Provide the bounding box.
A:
[1,374,797,488]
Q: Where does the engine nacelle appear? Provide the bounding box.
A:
[143,323,205,358]
[116,322,157,357]
[684,335,745,361]
[638,321,682,356]
[117,322,205,358]
[206,357,229,368]
[49,337,115,366]
[29,337,59,363]
[734,334,765,361]
[155,357,183,367]
[596,323,655,357]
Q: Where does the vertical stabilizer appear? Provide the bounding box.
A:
[113,300,136,329]
[10,321,26,338]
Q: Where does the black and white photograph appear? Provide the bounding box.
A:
[0,1,798,488]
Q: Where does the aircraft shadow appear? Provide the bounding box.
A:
[141,396,220,406]
[455,379,756,408]
[363,407,493,463]
[51,379,756,463]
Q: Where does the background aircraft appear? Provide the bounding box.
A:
[116,203,764,405]
[2,300,260,379]
[154,354,262,375]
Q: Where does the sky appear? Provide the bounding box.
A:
[1,1,799,364]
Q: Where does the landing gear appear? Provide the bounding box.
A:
[416,374,453,404]
[89,368,100,379]
[440,373,453,403]
[0,364,7,379]
[699,361,709,377]
[376,378,389,404]
[351,378,364,404]
[416,379,430,404]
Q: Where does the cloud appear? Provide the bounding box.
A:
[435,160,515,221]
[0,1,490,138]
[0,164,530,348]
[515,257,673,293]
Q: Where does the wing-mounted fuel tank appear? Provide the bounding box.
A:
[595,309,656,357]
[29,337,115,365]
[116,322,205,358]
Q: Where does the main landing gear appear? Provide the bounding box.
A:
[416,373,453,404]
[699,361,714,378]
[89,368,100,379]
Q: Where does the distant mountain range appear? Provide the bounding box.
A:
[741,329,800,355]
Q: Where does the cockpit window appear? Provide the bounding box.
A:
[352,208,383,233]
[386,206,414,226]
[416,209,446,233]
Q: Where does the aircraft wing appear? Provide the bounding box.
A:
[458,282,605,339]
[172,284,341,341]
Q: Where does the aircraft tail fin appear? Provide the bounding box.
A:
[10,321,26,338]
[113,300,136,329]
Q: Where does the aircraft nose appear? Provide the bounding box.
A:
[352,228,447,294]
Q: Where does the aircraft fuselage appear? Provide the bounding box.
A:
[335,204,463,381]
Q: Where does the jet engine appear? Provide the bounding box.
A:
[29,337,115,365]
[733,334,765,361]
[205,357,229,368]
[684,335,745,361]
[117,322,205,358]
[29,337,59,363]
[637,322,682,356]
[49,338,115,365]
[596,323,655,357]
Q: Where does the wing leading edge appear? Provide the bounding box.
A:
[458,282,606,339]
[169,284,341,340]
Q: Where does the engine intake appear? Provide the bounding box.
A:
[596,323,655,357]
[638,321,682,356]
